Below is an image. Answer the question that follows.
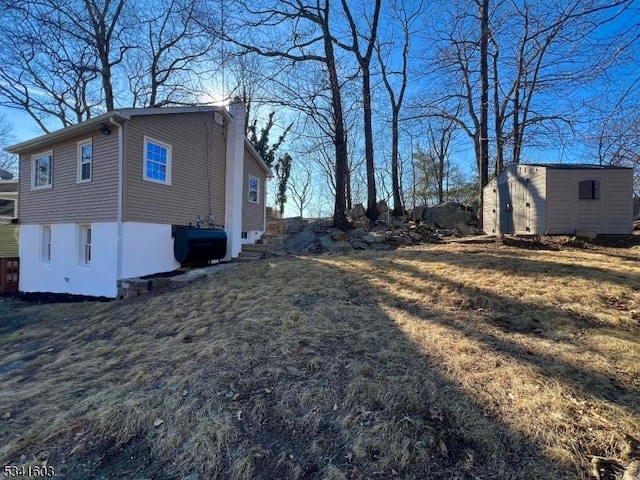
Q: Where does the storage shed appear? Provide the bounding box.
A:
[483,164,633,236]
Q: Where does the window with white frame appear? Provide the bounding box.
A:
[78,225,92,265]
[77,139,92,182]
[32,151,52,189]
[248,176,259,203]
[143,137,171,185]
[41,226,51,263]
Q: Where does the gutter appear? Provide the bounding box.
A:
[109,117,124,283]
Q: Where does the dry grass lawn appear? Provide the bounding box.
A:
[1,238,639,479]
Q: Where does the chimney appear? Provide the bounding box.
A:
[224,100,247,260]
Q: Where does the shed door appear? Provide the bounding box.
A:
[513,180,530,234]
[498,181,514,234]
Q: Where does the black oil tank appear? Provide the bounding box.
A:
[173,227,227,264]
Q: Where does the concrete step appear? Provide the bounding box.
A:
[257,233,288,246]
[234,251,264,262]
[241,243,283,253]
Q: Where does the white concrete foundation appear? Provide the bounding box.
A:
[19,223,119,297]
[121,222,180,279]
[19,222,181,298]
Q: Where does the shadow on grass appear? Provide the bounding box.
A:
[363,252,640,408]
[0,258,579,480]
[394,247,640,289]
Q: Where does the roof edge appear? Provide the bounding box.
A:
[244,139,273,178]
[5,105,229,154]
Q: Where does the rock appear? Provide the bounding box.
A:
[266,219,285,234]
[350,239,368,250]
[306,219,333,233]
[351,228,366,239]
[362,232,386,244]
[454,222,476,236]
[283,217,307,234]
[422,202,472,229]
[284,231,317,253]
[376,199,389,214]
[409,231,422,241]
[331,231,350,242]
[349,203,366,218]
[318,235,354,254]
[409,205,427,221]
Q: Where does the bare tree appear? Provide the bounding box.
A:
[334,0,382,225]
[128,0,215,107]
[376,1,422,216]
[289,163,314,218]
[215,0,351,228]
[0,1,101,131]
[0,116,17,174]
[426,115,458,203]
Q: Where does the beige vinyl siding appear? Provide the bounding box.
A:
[0,224,18,257]
[546,168,633,235]
[123,112,226,225]
[18,132,118,224]
[242,146,267,232]
[601,169,633,234]
[0,182,18,194]
[482,178,498,234]
[545,169,575,234]
[521,165,547,234]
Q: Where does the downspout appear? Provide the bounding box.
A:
[109,117,124,283]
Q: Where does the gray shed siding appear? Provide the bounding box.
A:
[483,181,498,233]
[123,112,227,226]
[18,131,119,224]
[602,169,634,233]
[526,165,547,234]
[242,145,267,232]
[484,165,547,234]
[546,168,633,234]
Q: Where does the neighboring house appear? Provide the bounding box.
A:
[6,103,271,298]
[0,179,18,257]
[483,163,633,236]
[0,179,19,293]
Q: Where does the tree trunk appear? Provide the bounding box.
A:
[362,66,378,225]
[391,107,403,215]
[480,0,489,189]
[479,0,490,228]
[322,17,349,229]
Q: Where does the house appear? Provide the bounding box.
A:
[0,178,19,293]
[6,102,271,298]
[0,179,18,257]
[483,163,634,236]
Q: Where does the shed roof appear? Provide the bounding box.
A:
[515,163,632,170]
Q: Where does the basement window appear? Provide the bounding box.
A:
[78,224,92,265]
[578,180,600,200]
[41,225,52,263]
